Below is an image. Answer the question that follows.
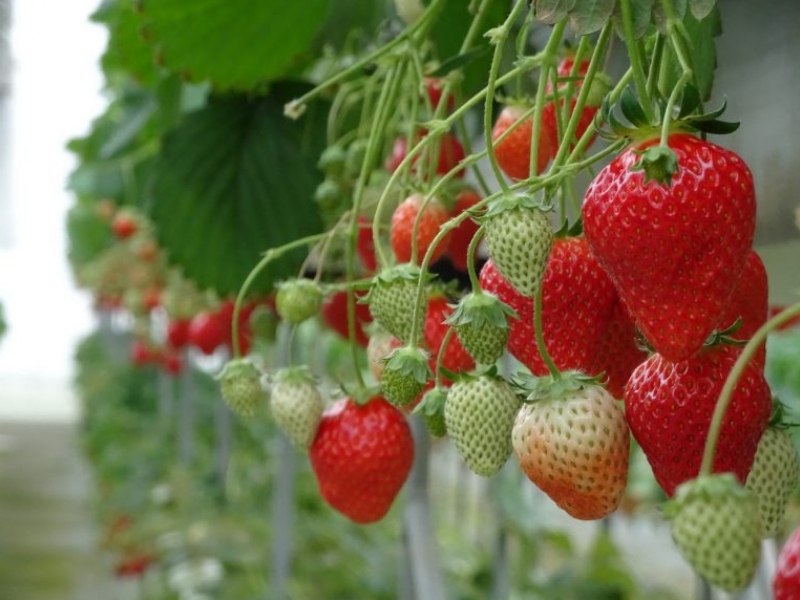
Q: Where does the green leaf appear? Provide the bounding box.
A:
[568,0,616,36]
[98,0,160,85]
[535,0,576,25]
[682,6,721,101]
[66,203,115,266]
[688,0,716,21]
[141,0,331,90]
[611,0,653,40]
[312,0,389,53]
[652,0,687,32]
[148,82,328,296]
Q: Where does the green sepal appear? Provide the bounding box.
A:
[554,217,583,238]
[445,292,518,329]
[216,358,261,382]
[478,193,553,222]
[366,263,429,290]
[619,87,650,129]
[512,370,603,403]
[664,473,752,519]
[412,386,449,437]
[270,365,317,386]
[382,346,432,384]
[630,145,680,186]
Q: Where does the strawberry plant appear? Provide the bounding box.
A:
[65,0,800,597]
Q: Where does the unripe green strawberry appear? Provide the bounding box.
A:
[512,374,629,520]
[445,291,517,364]
[269,366,324,450]
[380,346,431,408]
[445,374,520,477]
[669,474,761,593]
[414,385,448,437]
[276,279,323,324]
[481,194,554,297]
[365,264,427,343]
[746,425,800,537]
[218,359,265,417]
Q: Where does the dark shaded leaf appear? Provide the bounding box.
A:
[688,0,716,21]
[141,0,330,90]
[535,0,576,24]
[568,0,616,36]
[611,0,653,40]
[148,82,328,295]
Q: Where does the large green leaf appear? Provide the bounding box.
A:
[313,0,390,53]
[141,0,331,90]
[148,83,328,295]
[66,203,116,266]
[94,0,160,85]
[568,0,616,35]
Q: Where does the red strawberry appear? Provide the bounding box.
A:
[309,397,414,524]
[357,216,378,273]
[491,105,555,180]
[385,130,465,179]
[624,344,772,497]
[479,237,617,375]
[111,212,138,239]
[390,193,452,264]
[445,189,482,271]
[166,318,191,350]
[589,299,648,399]
[774,524,800,599]
[114,553,155,578]
[130,339,158,366]
[424,294,476,379]
[321,290,372,347]
[424,77,455,113]
[582,133,756,361]
[160,349,183,376]
[187,311,226,355]
[770,306,800,331]
[717,250,769,366]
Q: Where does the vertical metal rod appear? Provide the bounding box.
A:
[215,395,233,497]
[491,526,509,600]
[403,416,447,600]
[178,350,195,465]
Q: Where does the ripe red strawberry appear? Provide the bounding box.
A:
[423,77,455,113]
[669,474,761,592]
[114,553,155,578]
[385,130,465,179]
[130,339,158,366]
[424,294,475,379]
[491,105,555,180]
[310,397,414,524]
[166,318,191,350]
[188,311,226,355]
[111,211,139,239]
[582,133,756,361]
[357,216,378,273]
[625,344,772,497]
[479,237,617,376]
[774,524,800,599]
[390,193,452,265]
[718,251,769,366]
[321,290,372,347]
[588,299,648,399]
[445,189,482,271]
[512,377,630,520]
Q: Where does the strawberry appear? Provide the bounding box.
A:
[588,299,648,399]
[669,474,761,592]
[380,345,431,408]
[423,77,455,114]
[385,130,465,179]
[357,216,378,273]
[745,423,800,538]
[491,105,555,180]
[512,375,630,520]
[718,250,769,366]
[114,553,155,578]
[130,339,158,366]
[390,193,452,265]
[582,133,756,361]
[625,344,772,497]
[269,367,323,450]
[479,236,617,376]
[770,305,800,331]
[423,294,475,378]
[187,311,227,355]
[365,264,427,343]
[444,374,520,477]
[218,359,265,417]
[445,189,482,271]
[445,291,516,365]
[160,348,183,376]
[481,194,554,297]
[321,290,372,347]
[166,318,191,350]
[276,279,323,325]
[774,524,800,599]
[309,397,414,524]
[111,210,139,239]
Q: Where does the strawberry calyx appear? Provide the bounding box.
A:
[664,473,752,518]
[412,385,448,437]
[380,345,432,407]
[512,370,603,403]
[701,318,749,349]
[270,364,317,386]
[445,291,518,330]
[367,263,429,288]
[479,192,552,222]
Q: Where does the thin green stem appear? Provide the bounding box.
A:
[699,301,800,477]
[659,71,691,146]
[646,34,666,100]
[465,226,484,291]
[434,327,456,388]
[619,0,656,123]
[533,269,559,379]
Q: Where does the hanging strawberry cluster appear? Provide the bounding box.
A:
[214,0,800,594]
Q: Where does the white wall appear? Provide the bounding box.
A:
[0,0,106,420]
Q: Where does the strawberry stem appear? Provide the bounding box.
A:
[466,226,484,292]
[699,300,800,477]
[619,0,655,123]
[534,274,560,380]
[434,326,456,388]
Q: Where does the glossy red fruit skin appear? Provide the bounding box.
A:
[479,237,617,375]
[167,319,191,350]
[717,251,769,366]
[309,397,414,524]
[582,133,756,362]
[624,344,772,497]
[321,290,372,347]
[589,299,648,399]
[187,311,226,355]
[385,131,465,179]
[445,189,481,271]
[774,525,800,600]
[357,216,378,273]
[130,340,158,366]
[491,105,555,180]
[111,214,137,239]
[424,295,475,379]
[542,58,599,153]
[390,193,452,265]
